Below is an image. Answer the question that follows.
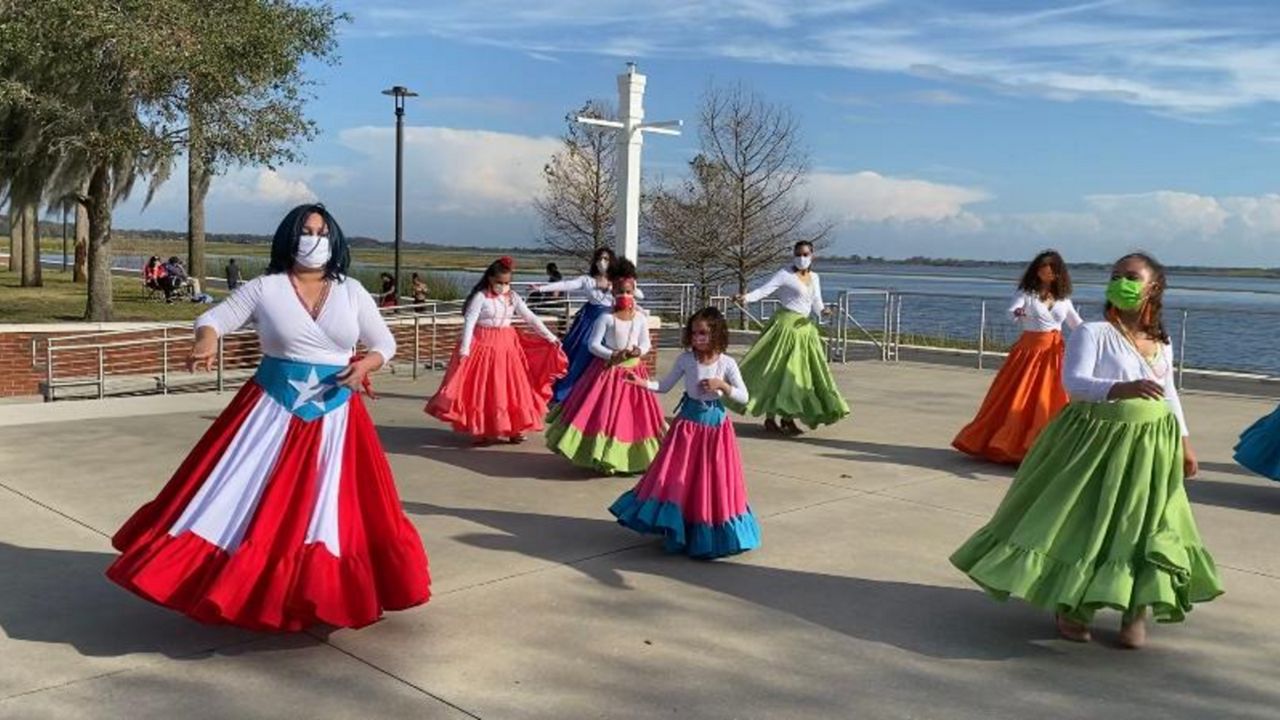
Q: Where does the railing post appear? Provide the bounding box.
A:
[430,315,438,369]
[413,314,421,380]
[216,335,225,393]
[161,327,169,394]
[978,300,987,370]
[1178,309,1188,389]
[894,294,903,362]
[44,341,54,402]
[97,347,105,400]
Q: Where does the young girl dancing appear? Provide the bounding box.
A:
[107,204,430,631]
[951,252,1222,649]
[544,260,666,474]
[953,250,1083,464]
[610,307,761,559]
[537,247,645,404]
[425,257,566,445]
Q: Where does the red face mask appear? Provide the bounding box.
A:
[614,295,635,311]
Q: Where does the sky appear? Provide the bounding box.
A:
[111,0,1280,266]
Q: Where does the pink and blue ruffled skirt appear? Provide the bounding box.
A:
[609,395,760,559]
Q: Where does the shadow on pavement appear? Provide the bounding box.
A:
[0,542,259,658]
[377,425,604,481]
[787,436,1014,481]
[1186,476,1278,515]
[405,502,1054,662]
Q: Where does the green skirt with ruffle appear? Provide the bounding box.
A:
[728,309,849,428]
[950,399,1223,623]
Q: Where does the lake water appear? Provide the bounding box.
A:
[815,263,1280,376]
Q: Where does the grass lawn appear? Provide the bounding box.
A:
[0,269,220,324]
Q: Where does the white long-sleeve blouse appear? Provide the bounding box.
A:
[743,269,825,318]
[195,274,395,367]
[1007,292,1084,332]
[460,290,557,356]
[539,274,645,307]
[1064,321,1188,436]
[588,311,652,360]
[646,352,749,405]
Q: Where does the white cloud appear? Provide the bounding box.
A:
[337,125,561,215]
[806,171,989,227]
[211,168,318,206]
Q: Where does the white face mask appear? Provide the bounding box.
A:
[297,234,331,269]
[794,254,813,271]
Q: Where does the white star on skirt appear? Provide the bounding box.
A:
[289,368,333,412]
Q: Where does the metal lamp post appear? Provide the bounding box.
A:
[381,85,419,302]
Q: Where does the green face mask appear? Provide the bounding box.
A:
[1106,277,1145,310]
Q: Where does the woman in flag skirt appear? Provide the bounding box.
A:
[106,204,431,632]
[425,257,566,445]
[953,250,1083,464]
[951,252,1222,649]
[732,240,848,435]
[545,259,666,474]
[537,247,645,405]
[610,307,761,559]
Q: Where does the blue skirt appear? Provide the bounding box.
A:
[552,303,608,405]
[1234,405,1280,481]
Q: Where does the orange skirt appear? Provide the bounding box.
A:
[952,330,1068,464]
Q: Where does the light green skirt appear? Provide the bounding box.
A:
[950,399,1223,623]
[729,309,849,428]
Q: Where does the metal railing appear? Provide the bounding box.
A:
[34,288,686,401]
[32,281,1280,400]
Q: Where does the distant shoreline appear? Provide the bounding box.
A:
[11,220,1279,279]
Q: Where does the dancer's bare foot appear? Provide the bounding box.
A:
[780,418,803,436]
[1119,612,1147,649]
[763,418,782,434]
[508,434,526,444]
[1055,614,1092,643]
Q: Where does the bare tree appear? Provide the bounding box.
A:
[699,83,831,305]
[532,100,617,261]
[643,156,735,304]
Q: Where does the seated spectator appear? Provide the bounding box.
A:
[160,256,188,303]
[143,256,165,291]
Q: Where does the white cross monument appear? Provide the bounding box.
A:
[576,62,682,265]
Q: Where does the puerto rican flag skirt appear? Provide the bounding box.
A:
[106,356,431,632]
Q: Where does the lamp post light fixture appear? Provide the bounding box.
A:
[381,85,419,302]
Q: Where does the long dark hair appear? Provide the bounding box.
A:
[682,307,729,354]
[1017,250,1072,299]
[1106,252,1170,344]
[463,256,514,315]
[266,203,350,281]
[588,247,615,279]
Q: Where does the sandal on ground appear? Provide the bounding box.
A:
[1119,614,1146,649]
[1055,614,1092,643]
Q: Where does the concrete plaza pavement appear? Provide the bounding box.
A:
[1,355,1278,719]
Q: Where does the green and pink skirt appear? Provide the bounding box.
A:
[545,357,666,475]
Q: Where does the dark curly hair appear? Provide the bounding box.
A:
[1017,249,1072,299]
[682,307,730,354]
[1106,252,1170,344]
